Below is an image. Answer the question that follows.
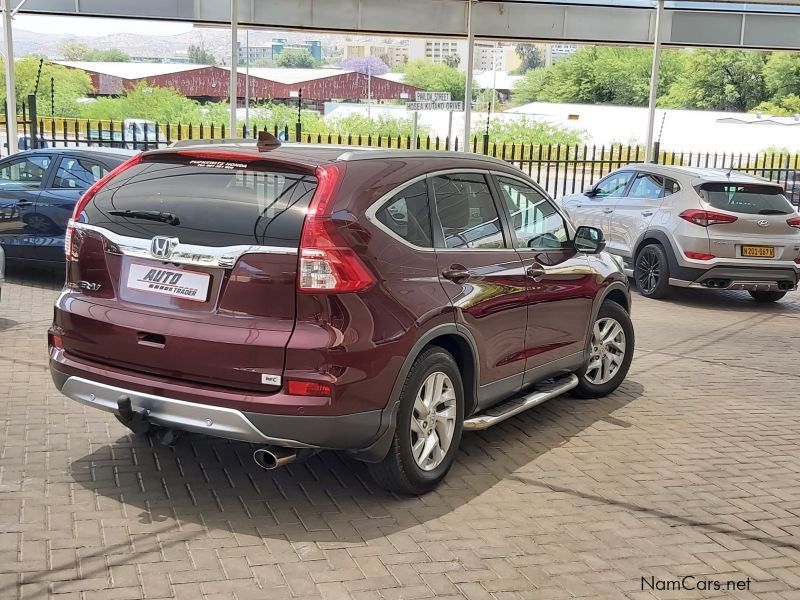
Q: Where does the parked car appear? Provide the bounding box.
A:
[0,148,137,264]
[49,138,634,495]
[560,165,800,302]
[769,170,800,207]
[87,119,159,150]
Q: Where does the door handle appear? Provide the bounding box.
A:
[441,265,471,283]
[602,208,614,214]
[641,211,653,217]
[526,264,546,282]
[16,201,33,207]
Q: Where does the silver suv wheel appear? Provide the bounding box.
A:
[411,371,457,471]
[585,317,627,385]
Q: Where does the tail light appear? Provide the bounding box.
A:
[297,164,375,293]
[679,209,738,227]
[286,380,332,397]
[684,251,715,261]
[787,216,800,229]
[65,154,143,260]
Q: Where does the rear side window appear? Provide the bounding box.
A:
[431,173,505,249]
[627,173,664,199]
[375,180,433,248]
[53,156,109,190]
[664,178,680,196]
[699,183,793,215]
[84,155,318,247]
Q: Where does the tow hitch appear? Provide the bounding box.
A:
[114,396,180,446]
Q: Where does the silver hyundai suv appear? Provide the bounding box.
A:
[559,165,800,302]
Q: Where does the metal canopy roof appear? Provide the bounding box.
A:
[16,0,800,50]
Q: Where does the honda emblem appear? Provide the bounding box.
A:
[150,236,179,259]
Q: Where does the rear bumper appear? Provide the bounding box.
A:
[669,265,799,291]
[50,358,383,450]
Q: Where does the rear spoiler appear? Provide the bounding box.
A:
[170,131,282,151]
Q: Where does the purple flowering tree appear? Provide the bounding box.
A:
[342,56,390,76]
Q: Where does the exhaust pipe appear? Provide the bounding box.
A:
[253,446,297,470]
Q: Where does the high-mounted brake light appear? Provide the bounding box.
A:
[65,153,143,260]
[787,216,800,229]
[297,164,375,294]
[679,209,738,227]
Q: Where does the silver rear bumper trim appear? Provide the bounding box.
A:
[61,376,307,446]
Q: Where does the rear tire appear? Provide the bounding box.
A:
[749,290,786,303]
[368,347,464,495]
[572,300,635,399]
[635,243,671,299]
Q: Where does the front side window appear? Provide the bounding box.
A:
[431,173,505,249]
[496,176,568,250]
[53,157,109,190]
[594,171,633,198]
[0,155,51,189]
[627,173,664,200]
[375,180,433,248]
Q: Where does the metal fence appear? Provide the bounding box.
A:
[3,113,799,202]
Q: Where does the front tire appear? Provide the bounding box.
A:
[572,300,635,399]
[368,347,464,495]
[749,290,786,303]
[635,243,671,299]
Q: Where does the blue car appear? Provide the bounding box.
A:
[0,148,136,264]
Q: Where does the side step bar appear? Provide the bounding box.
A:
[463,374,579,431]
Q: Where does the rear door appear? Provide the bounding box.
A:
[697,182,800,264]
[63,152,318,392]
[0,154,53,259]
[35,154,115,262]
[492,174,595,379]
[561,170,634,236]
[607,171,668,258]
[428,171,528,403]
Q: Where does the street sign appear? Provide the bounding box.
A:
[406,101,464,111]
[415,91,451,102]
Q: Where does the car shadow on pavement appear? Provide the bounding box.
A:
[67,379,644,545]
[633,285,800,314]
[4,263,64,290]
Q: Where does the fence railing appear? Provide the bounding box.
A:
[3,114,799,202]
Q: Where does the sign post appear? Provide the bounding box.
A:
[406,92,463,150]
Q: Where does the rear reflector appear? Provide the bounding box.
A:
[684,251,715,261]
[66,153,143,260]
[48,332,63,350]
[679,209,738,227]
[787,216,800,229]
[286,380,332,397]
[297,164,375,294]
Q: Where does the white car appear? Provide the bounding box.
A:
[559,165,800,301]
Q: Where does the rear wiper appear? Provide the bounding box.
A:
[758,209,789,215]
[108,210,180,225]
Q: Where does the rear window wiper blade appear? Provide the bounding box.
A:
[108,210,180,225]
[758,209,789,215]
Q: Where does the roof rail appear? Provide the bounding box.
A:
[169,138,256,148]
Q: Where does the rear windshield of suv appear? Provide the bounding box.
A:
[698,182,794,215]
[84,154,318,247]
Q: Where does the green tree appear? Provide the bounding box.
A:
[753,94,800,116]
[660,49,768,111]
[188,45,216,65]
[512,68,554,105]
[476,116,585,145]
[513,44,544,73]
[85,48,131,62]
[276,49,318,69]
[60,42,91,60]
[80,83,207,123]
[442,54,461,70]
[530,47,685,106]
[0,57,93,116]
[763,52,800,99]
[402,60,466,102]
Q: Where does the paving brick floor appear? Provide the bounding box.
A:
[2,266,800,599]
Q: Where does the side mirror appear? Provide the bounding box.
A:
[574,226,606,254]
[583,186,597,197]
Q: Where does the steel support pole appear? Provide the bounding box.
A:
[462,0,475,151]
[2,0,18,154]
[644,0,664,164]
[229,0,238,135]
[244,28,250,135]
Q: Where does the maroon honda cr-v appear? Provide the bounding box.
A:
[49,136,634,494]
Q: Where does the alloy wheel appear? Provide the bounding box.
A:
[636,248,660,294]
[585,317,627,385]
[410,371,457,471]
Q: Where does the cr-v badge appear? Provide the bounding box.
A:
[151,236,179,259]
